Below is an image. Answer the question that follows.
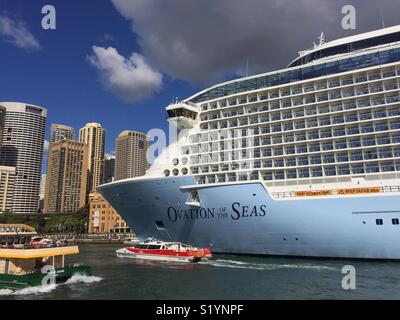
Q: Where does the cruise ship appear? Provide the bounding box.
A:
[99,26,400,259]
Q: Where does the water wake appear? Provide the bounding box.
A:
[0,273,102,296]
[65,273,102,284]
[202,259,337,271]
[0,284,57,296]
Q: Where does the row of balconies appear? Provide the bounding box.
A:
[196,160,400,183]
[200,67,400,112]
[192,155,400,176]
[190,134,400,156]
[202,105,400,129]
[200,94,400,130]
[189,124,400,153]
[191,135,400,165]
[201,81,400,118]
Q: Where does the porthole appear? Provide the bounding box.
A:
[172,168,179,176]
[164,169,170,177]
[182,168,188,175]
[172,158,179,166]
[181,157,188,165]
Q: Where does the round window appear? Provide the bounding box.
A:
[172,168,179,176]
[172,158,179,166]
[164,169,170,177]
[181,168,188,175]
[181,157,188,165]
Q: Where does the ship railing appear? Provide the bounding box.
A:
[273,185,400,199]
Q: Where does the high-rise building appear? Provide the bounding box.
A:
[39,173,46,213]
[103,154,115,184]
[44,140,88,213]
[0,166,15,213]
[114,130,149,181]
[0,105,6,146]
[0,102,47,215]
[39,174,46,201]
[79,123,105,193]
[50,124,75,143]
[88,191,130,234]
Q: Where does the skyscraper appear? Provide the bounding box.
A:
[0,102,47,215]
[50,124,75,143]
[0,166,15,213]
[0,105,6,146]
[115,130,149,181]
[44,140,88,213]
[103,154,115,184]
[79,123,105,193]
[0,105,14,213]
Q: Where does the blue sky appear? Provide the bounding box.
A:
[0,0,199,169]
[0,0,399,174]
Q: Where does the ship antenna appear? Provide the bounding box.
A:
[380,8,385,28]
[318,32,325,46]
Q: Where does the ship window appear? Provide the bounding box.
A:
[392,218,399,225]
[147,245,162,250]
[376,219,383,225]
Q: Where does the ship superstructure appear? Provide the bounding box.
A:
[99,26,400,259]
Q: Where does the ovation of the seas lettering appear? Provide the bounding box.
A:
[167,203,266,222]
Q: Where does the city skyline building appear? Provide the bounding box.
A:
[44,140,88,213]
[103,153,115,184]
[79,123,105,194]
[0,102,47,215]
[88,191,130,234]
[50,124,75,144]
[114,130,149,181]
[0,166,15,213]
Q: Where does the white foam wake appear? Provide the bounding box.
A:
[0,273,102,296]
[203,259,337,271]
[0,284,57,296]
[65,273,102,285]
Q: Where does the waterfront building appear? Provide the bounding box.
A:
[103,154,115,184]
[88,191,130,234]
[99,26,400,259]
[39,173,46,213]
[0,102,46,215]
[0,106,6,147]
[0,166,15,213]
[44,140,88,214]
[114,130,149,181]
[39,174,46,201]
[79,123,105,193]
[50,124,75,143]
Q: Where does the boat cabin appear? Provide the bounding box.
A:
[0,224,79,276]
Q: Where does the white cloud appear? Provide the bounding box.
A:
[0,13,41,50]
[88,46,162,103]
[111,0,400,84]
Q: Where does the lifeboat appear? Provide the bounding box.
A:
[116,239,212,263]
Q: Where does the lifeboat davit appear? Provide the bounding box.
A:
[116,238,212,263]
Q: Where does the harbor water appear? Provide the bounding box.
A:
[1,243,400,299]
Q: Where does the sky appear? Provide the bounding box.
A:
[0,0,399,173]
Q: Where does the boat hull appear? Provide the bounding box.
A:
[99,176,400,260]
[0,265,92,290]
[116,248,199,263]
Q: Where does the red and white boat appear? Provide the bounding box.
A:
[116,238,212,263]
